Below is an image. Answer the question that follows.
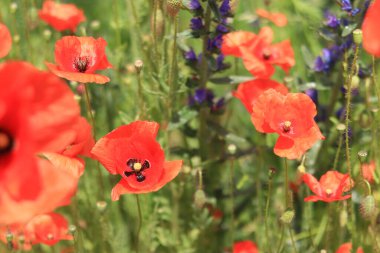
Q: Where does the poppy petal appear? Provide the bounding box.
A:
[46,62,110,84]
[221,31,257,57]
[304,195,322,202]
[42,152,85,178]
[302,173,323,196]
[0,23,12,58]
[152,160,183,191]
[363,0,380,57]
[103,121,160,140]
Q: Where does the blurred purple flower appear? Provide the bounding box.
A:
[189,88,215,107]
[314,46,341,72]
[219,0,231,17]
[305,88,319,106]
[185,48,197,62]
[190,17,204,31]
[189,0,202,11]
[341,0,360,16]
[207,34,223,51]
[324,11,340,28]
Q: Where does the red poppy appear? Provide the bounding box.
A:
[38,0,86,32]
[336,243,364,253]
[256,9,288,27]
[222,27,295,78]
[302,171,353,202]
[0,23,12,58]
[233,79,288,113]
[46,36,112,84]
[24,213,73,246]
[0,62,93,225]
[250,89,324,159]
[1,213,72,249]
[233,240,259,253]
[362,0,380,57]
[361,160,376,183]
[91,121,183,200]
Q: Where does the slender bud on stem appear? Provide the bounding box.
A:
[353,29,363,45]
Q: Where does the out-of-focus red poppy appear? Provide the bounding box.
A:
[361,160,376,183]
[362,0,380,57]
[91,121,183,200]
[1,213,72,249]
[233,240,259,253]
[0,23,12,58]
[336,242,364,253]
[302,171,353,202]
[222,27,295,78]
[250,89,324,159]
[233,79,288,113]
[24,213,72,246]
[0,62,92,225]
[46,36,112,84]
[38,0,85,32]
[256,9,288,27]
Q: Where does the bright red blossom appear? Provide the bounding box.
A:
[38,0,85,32]
[0,62,93,225]
[303,171,353,202]
[91,121,183,200]
[222,27,295,78]
[46,36,112,84]
[233,240,259,253]
[361,160,376,183]
[1,213,72,249]
[336,242,364,253]
[234,79,288,113]
[256,9,288,27]
[362,0,380,57]
[250,89,324,159]
[0,23,12,58]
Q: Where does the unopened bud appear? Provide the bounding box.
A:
[194,189,206,209]
[68,225,77,235]
[43,29,52,41]
[297,164,306,174]
[353,29,363,45]
[280,209,295,224]
[96,201,107,213]
[167,0,182,17]
[269,167,276,178]
[18,235,25,245]
[5,232,13,242]
[351,75,360,89]
[227,144,237,155]
[10,3,18,14]
[360,195,376,220]
[358,150,368,161]
[13,35,20,44]
[151,8,165,39]
[336,123,346,132]
[90,20,100,30]
[359,112,373,129]
[134,60,144,73]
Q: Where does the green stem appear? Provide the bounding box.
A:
[289,226,298,253]
[136,69,145,119]
[167,15,179,120]
[265,171,274,253]
[332,132,343,171]
[135,195,142,253]
[229,159,235,244]
[284,159,290,209]
[276,225,285,253]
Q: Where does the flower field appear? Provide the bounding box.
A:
[1,0,380,252]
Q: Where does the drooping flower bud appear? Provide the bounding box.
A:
[280,209,295,224]
[360,195,376,220]
[353,29,363,45]
[194,189,207,209]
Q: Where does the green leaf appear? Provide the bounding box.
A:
[168,108,198,130]
[342,23,357,37]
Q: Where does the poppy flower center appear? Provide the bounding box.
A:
[0,129,14,155]
[124,158,150,182]
[74,56,90,73]
[262,49,272,60]
[281,121,292,133]
[325,188,333,196]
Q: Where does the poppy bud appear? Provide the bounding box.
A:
[336,123,346,132]
[280,209,295,224]
[340,209,348,227]
[353,29,363,45]
[13,35,20,44]
[351,75,360,89]
[18,235,25,245]
[69,224,77,235]
[6,231,13,250]
[167,0,182,17]
[91,20,100,30]
[96,201,107,214]
[43,29,52,41]
[10,3,17,14]
[227,144,237,155]
[360,195,376,220]
[358,150,368,161]
[359,111,373,129]
[134,60,144,73]
[194,189,207,208]
[297,164,306,174]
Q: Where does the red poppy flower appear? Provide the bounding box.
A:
[362,0,380,57]
[222,27,295,78]
[256,9,288,27]
[0,62,93,225]
[336,243,364,253]
[302,171,353,202]
[0,23,12,58]
[361,160,376,183]
[250,89,324,159]
[91,121,183,200]
[24,213,73,246]
[233,79,288,113]
[46,36,112,84]
[38,0,85,32]
[233,240,259,253]
[1,213,72,249]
